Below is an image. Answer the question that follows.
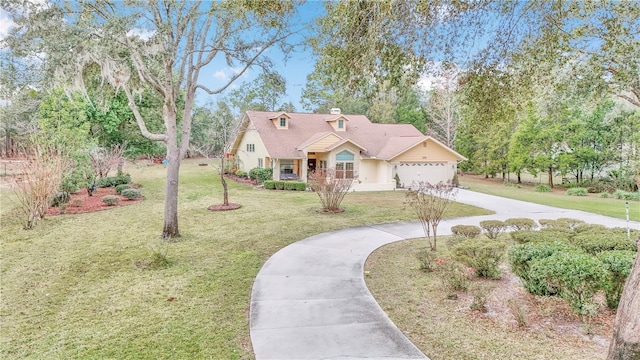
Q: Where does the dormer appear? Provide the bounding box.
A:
[270,112,291,129]
[325,114,349,132]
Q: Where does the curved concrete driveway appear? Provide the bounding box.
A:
[249,189,639,359]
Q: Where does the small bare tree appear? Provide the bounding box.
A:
[11,146,70,229]
[405,181,457,251]
[307,168,354,212]
[89,143,127,178]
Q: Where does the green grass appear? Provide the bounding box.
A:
[460,176,640,221]
[365,238,608,360]
[0,159,491,359]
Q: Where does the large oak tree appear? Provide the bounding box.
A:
[5,0,299,238]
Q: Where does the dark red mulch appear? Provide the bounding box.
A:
[207,203,242,211]
[46,187,143,216]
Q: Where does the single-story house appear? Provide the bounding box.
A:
[230,109,467,191]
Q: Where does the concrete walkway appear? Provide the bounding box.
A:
[249,189,639,359]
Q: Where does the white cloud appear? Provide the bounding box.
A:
[0,9,16,41]
[213,70,229,81]
[127,28,155,41]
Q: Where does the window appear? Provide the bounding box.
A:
[338,119,344,129]
[280,159,294,174]
[279,117,286,127]
[258,158,263,168]
[335,150,354,179]
[246,144,255,152]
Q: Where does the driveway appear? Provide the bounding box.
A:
[249,189,639,359]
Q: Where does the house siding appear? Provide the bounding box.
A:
[392,139,459,162]
[236,123,269,171]
[306,134,342,152]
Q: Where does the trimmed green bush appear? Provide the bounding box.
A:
[597,250,636,308]
[452,239,506,279]
[556,218,585,229]
[508,241,582,295]
[264,180,276,190]
[572,232,636,255]
[235,170,247,178]
[96,174,131,188]
[538,218,574,230]
[505,218,537,231]
[102,195,120,206]
[249,167,274,183]
[479,220,507,239]
[509,229,572,244]
[275,181,285,190]
[529,252,610,316]
[534,184,552,192]
[283,181,307,191]
[614,190,640,201]
[121,188,141,200]
[450,225,481,239]
[566,187,587,196]
[115,184,132,194]
[573,223,607,233]
[51,191,71,207]
[600,192,609,198]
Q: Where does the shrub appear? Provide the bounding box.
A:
[510,230,544,244]
[70,198,83,207]
[51,191,70,207]
[534,184,552,192]
[600,192,609,198]
[450,225,481,239]
[452,239,506,279]
[538,218,573,230]
[505,218,537,231]
[96,174,131,188]
[102,195,120,206]
[121,188,141,200]
[284,181,307,191]
[275,181,285,190]
[556,218,585,229]
[470,283,494,312]
[528,252,610,316]
[235,170,247,178]
[479,220,507,239]
[508,241,582,295]
[597,250,636,308]
[415,249,439,272]
[436,259,473,294]
[249,167,273,183]
[572,232,636,255]
[115,184,132,194]
[573,223,607,233]
[538,228,573,242]
[264,180,276,190]
[507,298,527,328]
[613,189,626,199]
[566,187,587,196]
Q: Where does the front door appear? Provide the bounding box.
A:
[307,159,317,173]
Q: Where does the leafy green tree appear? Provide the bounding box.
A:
[230,72,288,113]
[5,0,299,238]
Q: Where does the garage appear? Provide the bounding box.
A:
[394,162,455,187]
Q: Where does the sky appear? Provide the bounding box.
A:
[0,1,325,112]
[199,1,325,112]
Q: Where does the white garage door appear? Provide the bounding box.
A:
[396,162,451,187]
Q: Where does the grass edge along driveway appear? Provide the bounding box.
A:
[0,159,491,359]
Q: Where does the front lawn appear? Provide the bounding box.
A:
[460,175,640,221]
[0,159,491,359]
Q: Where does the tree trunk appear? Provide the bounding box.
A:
[607,238,640,360]
[517,172,521,184]
[162,144,181,239]
[220,156,229,206]
[548,167,553,188]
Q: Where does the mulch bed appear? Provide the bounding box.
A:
[207,203,242,211]
[46,187,143,216]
